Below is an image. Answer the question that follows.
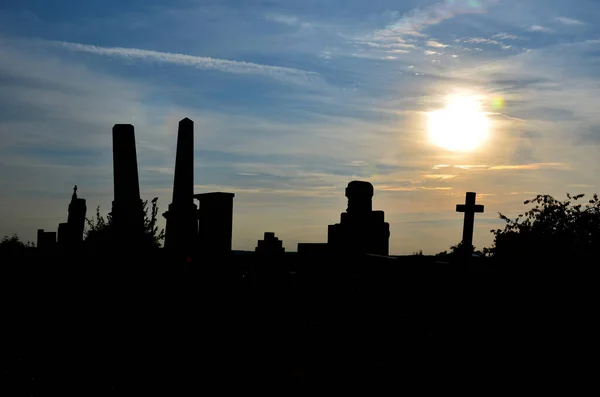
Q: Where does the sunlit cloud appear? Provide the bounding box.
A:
[423,174,456,180]
[450,163,568,171]
[488,162,568,170]
[427,40,448,48]
[454,165,489,170]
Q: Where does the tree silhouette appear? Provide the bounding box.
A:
[435,241,486,259]
[487,193,600,263]
[85,198,165,250]
[0,234,34,257]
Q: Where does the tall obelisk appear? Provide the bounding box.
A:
[163,118,198,253]
[111,124,145,246]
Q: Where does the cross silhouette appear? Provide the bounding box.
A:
[456,192,484,251]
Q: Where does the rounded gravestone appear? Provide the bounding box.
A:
[345,181,374,214]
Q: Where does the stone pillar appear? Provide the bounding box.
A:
[194,192,235,256]
[163,118,198,253]
[111,124,144,246]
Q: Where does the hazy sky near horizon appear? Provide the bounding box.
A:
[2,0,600,254]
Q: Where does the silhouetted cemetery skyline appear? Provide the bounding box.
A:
[22,117,488,259]
[4,118,593,394]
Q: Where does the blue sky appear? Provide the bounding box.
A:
[1,0,600,254]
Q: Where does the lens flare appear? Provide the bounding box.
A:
[491,97,505,110]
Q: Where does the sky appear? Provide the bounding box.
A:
[2,0,600,254]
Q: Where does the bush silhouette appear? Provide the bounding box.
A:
[488,193,600,263]
[0,234,34,257]
[85,198,165,251]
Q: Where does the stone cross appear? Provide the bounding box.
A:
[456,192,484,251]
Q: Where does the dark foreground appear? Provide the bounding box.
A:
[2,252,594,394]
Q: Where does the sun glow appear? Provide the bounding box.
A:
[427,95,490,152]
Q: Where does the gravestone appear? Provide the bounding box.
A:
[37,229,57,251]
[163,118,198,255]
[194,192,235,257]
[327,181,390,256]
[255,232,285,254]
[456,192,485,255]
[254,232,287,291]
[57,185,87,248]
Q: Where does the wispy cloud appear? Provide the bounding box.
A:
[528,25,554,33]
[555,17,585,26]
[45,40,319,85]
[461,37,503,45]
[354,40,415,49]
[492,33,524,40]
[264,13,313,29]
[372,0,495,40]
[458,36,512,50]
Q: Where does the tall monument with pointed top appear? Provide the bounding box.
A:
[111,124,144,245]
[163,118,198,253]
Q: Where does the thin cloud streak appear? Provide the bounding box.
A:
[45,40,320,85]
[489,162,568,170]
[492,33,524,40]
[528,25,554,33]
[434,163,568,171]
[555,17,585,26]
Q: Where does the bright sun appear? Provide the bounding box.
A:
[427,95,490,152]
